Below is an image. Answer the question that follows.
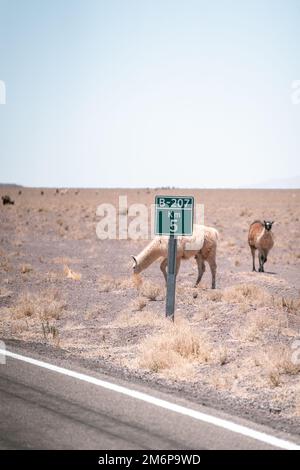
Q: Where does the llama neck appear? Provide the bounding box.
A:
[136,239,161,272]
[257,227,273,247]
[257,227,267,242]
[261,228,272,240]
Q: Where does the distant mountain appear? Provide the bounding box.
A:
[0,183,22,187]
[246,176,300,189]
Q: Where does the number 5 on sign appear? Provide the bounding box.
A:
[170,218,177,233]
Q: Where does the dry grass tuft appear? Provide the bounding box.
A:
[0,257,12,272]
[215,346,229,365]
[63,265,81,281]
[14,289,65,320]
[9,318,29,335]
[0,287,12,298]
[269,369,281,387]
[14,292,36,317]
[222,284,272,306]
[131,297,147,311]
[20,263,33,274]
[98,275,117,292]
[41,320,60,347]
[259,345,300,387]
[206,290,223,302]
[137,319,212,373]
[139,281,162,301]
[209,374,233,391]
[84,307,105,320]
[237,311,279,342]
[118,277,139,289]
[97,275,140,292]
[280,297,300,313]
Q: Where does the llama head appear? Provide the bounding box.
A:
[131,255,141,274]
[263,220,274,231]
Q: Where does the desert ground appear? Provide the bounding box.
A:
[0,187,299,434]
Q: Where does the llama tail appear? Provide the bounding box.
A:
[211,227,220,242]
[204,226,219,244]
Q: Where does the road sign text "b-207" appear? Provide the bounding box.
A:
[155,196,194,236]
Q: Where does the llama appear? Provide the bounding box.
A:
[248,220,274,272]
[131,224,219,288]
[2,195,14,205]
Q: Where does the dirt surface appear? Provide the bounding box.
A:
[0,187,300,436]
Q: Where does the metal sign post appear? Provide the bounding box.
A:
[155,196,194,320]
[166,231,177,319]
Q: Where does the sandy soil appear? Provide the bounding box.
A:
[0,187,299,435]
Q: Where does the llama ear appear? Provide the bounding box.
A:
[263,220,266,225]
[271,221,274,225]
[131,255,137,267]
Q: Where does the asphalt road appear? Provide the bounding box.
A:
[0,348,299,450]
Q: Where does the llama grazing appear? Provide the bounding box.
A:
[131,224,219,288]
[248,220,274,272]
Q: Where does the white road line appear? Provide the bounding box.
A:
[0,348,299,450]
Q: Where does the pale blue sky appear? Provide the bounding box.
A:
[0,0,299,187]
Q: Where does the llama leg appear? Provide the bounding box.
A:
[258,252,264,272]
[175,257,181,277]
[208,256,217,289]
[262,257,266,272]
[262,251,267,271]
[250,246,256,271]
[264,251,268,264]
[160,258,168,284]
[195,254,205,287]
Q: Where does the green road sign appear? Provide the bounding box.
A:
[155,196,194,236]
